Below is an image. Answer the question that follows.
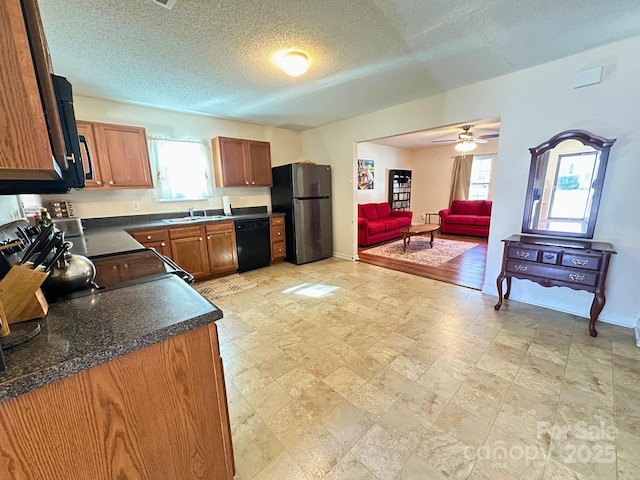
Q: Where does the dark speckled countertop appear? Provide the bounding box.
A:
[0,275,222,402]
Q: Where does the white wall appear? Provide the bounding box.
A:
[42,96,303,218]
[301,35,640,328]
[356,143,412,204]
[410,139,499,219]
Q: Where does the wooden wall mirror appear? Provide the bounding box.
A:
[522,130,616,239]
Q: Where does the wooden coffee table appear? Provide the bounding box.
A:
[401,224,440,252]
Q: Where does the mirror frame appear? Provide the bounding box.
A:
[521,129,616,239]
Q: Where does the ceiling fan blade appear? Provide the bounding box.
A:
[431,139,458,143]
[478,133,500,139]
[474,139,489,144]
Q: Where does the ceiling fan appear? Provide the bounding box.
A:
[432,125,499,152]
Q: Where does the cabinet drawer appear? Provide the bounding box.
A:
[272,242,285,259]
[270,216,284,227]
[271,225,285,242]
[540,252,558,264]
[506,260,597,287]
[169,226,202,240]
[560,254,600,271]
[131,228,168,243]
[507,246,539,261]
[205,221,234,234]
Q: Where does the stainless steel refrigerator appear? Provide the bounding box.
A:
[271,164,333,265]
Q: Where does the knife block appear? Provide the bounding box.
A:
[0,265,49,324]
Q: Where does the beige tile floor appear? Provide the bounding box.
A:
[213,258,640,480]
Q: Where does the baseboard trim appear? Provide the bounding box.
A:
[333,252,356,261]
[482,288,635,329]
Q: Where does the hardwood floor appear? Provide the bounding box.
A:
[357,233,488,290]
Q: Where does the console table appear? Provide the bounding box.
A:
[494,235,616,337]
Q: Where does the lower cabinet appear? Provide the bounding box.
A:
[0,323,235,479]
[270,215,286,263]
[130,228,172,257]
[167,222,238,280]
[205,222,238,276]
[169,226,210,279]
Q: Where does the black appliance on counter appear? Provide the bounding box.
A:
[235,218,271,273]
[271,163,333,265]
[0,75,92,195]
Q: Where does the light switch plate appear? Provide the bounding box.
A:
[131,201,141,211]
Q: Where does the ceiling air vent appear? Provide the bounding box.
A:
[151,0,177,9]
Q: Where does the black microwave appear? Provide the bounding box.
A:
[0,75,92,195]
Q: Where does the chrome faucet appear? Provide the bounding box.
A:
[199,209,207,218]
[188,207,195,217]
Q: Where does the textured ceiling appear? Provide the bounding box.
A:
[38,0,640,130]
[369,120,501,150]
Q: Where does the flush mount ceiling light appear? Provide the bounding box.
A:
[151,0,177,9]
[279,52,309,77]
[454,141,478,153]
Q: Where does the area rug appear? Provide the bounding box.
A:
[361,237,478,267]
[195,274,258,300]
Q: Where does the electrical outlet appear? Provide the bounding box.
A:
[240,196,246,205]
[420,213,426,221]
[208,197,217,207]
[131,201,141,211]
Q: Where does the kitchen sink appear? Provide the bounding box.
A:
[163,215,228,224]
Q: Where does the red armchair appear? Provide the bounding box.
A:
[439,200,492,237]
[358,202,413,246]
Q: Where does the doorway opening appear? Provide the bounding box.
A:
[354,119,500,290]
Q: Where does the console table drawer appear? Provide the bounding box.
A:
[507,246,539,261]
[560,254,601,270]
[506,260,598,286]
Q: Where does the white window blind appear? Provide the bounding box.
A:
[148,137,213,201]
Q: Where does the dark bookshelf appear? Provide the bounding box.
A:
[388,169,412,211]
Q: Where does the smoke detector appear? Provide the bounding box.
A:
[152,0,177,9]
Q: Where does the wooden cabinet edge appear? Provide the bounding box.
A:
[0,324,234,479]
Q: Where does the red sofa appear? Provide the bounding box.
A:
[439,200,492,237]
[358,202,413,246]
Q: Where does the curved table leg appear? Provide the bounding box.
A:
[505,276,512,299]
[403,234,408,252]
[495,273,506,310]
[589,290,605,337]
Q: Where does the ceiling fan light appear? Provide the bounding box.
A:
[280,52,309,77]
[455,141,477,153]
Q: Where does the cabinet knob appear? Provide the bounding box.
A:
[277,232,281,236]
[225,232,229,235]
[96,180,103,185]
[207,235,211,240]
[252,181,255,185]
[199,237,203,241]
[245,181,249,185]
[278,248,282,252]
[161,242,165,247]
[147,235,152,240]
[109,180,115,185]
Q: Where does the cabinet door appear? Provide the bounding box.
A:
[214,137,247,187]
[96,124,153,188]
[0,0,60,180]
[76,121,104,188]
[206,231,238,275]
[170,235,209,278]
[245,141,272,186]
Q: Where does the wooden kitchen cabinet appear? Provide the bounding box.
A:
[76,120,153,189]
[0,323,235,480]
[169,226,210,278]
[205,222,238,276]
[212,136,272,187]
[270,214,286,262]
[130,228,172,257]
[167,222,238,280]
[0,0,66,180]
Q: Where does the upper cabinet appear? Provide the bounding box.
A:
[77,120,153,189]
[0,0,66,181]
[212,137,272,187]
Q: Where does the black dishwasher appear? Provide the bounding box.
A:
[235,218,271,273]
